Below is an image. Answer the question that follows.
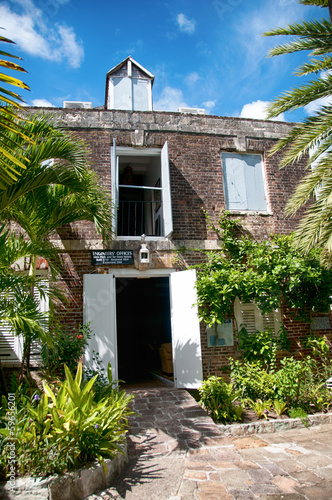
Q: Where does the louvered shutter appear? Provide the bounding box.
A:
[30,282,49,367]
[0,279,49,366]
[234,298,281,336]
[0,320,23,365]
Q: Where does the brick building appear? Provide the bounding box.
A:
[2,57,331,387]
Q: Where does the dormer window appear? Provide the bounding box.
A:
[105,56,154,111]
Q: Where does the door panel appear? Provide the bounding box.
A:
[83,274,117,379]
[170,269,203,388]
[161,141,173,237]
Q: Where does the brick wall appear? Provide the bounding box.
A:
[24,108,326,379]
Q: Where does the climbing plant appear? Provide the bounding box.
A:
[194,211,332,328]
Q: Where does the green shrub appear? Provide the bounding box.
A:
[198,376,243,423]
[248,399,271,419]
[230,359,276,401]
[41,324,91,375]
[237,328,278,372]
[0,361,133,478]
[83,350,121,401]
[274,356,314,408]
[273,399,287,417]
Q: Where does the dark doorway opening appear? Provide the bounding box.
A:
[116,277,172,383]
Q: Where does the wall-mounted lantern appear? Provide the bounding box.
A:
[139,234,150,264]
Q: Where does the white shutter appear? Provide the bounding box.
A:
[132,79,149,111]
[161,141,173,237]
[111,138,118,233]
[223,153,247,210]
[170,270,202,388]
[83,274,117,379]
[244,154,267,211]
[234,297,281,336]
[113,77,132,110]
[222,153,267,211]
[0,320,23,366]
[30,282,49,367]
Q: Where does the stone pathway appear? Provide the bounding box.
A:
[87,380,332,500]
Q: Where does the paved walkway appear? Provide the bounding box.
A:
[88,380,332,500]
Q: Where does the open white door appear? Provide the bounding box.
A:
[161,141,173,237]
[83,274,117,379]
[111,138,118,232]
[170,269,202,388]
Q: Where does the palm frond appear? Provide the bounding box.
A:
[267,75,332,117]
[264,19,332,56]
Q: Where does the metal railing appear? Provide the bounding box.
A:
[118,200,162,236]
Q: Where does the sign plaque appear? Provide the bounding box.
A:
[91,250,134,266]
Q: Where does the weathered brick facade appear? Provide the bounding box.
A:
[29,107,332,381]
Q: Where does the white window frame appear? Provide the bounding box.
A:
[234,297,281,336]
[111,141,173,240]
[222,152,269,212]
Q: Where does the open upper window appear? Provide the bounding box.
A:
[222,152,268,211]
[234,298,281,335]
[111,141,173,238]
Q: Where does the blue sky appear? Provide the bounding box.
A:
[1,0,327,122]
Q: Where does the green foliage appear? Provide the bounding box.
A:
[302,333,330,359]
[248,399,271,419]
[41,324,91,376]
[198,376,243,423]
[229,359,276,401]
[0,362,133,478]
[83,350,123,401]
[195,212,332,327]
[274,356,315,407]
[288,407,309,427]
[237,328,279,372]
[273,399,287,417]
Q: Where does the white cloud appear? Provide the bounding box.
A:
[185,72,200,86]
[0,2,84,68]
[240,100,285,121]
[234,1,307,79]
[176,13,196,34]
[153,86,188,111]
[203,100,216,113]
[31,98,55,107]
[304,96,332,115]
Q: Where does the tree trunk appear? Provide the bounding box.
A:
[328,0,332,23]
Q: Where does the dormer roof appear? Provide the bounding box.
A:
[106,56,154,82]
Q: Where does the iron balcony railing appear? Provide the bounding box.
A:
[118,200,163,236]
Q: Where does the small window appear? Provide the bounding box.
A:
[111,141,173,238]
[234,298,281,335]
[222,152,268,211]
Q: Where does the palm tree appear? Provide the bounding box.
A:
[265,0,332,259]
[0,31,34,187]
[0,228,54,384]
[0,111,96,213]
[0,112,113,377]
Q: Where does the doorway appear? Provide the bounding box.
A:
[116,277,172,382]
[83,269,203,388]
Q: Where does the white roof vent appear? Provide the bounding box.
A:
[178,107,205,115]
[63,101,93,109]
